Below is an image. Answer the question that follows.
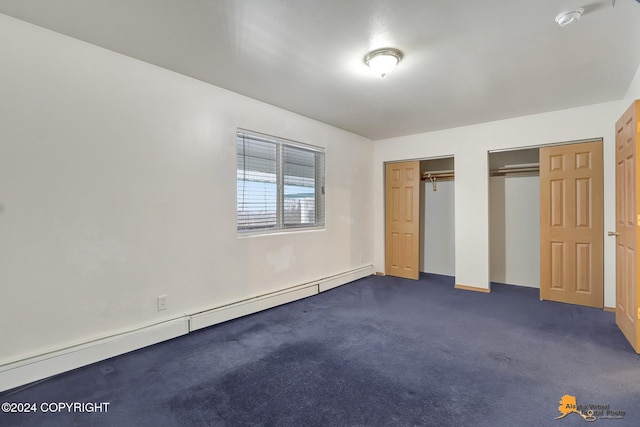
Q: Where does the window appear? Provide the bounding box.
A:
[236,129,325,234]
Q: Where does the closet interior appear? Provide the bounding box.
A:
[420,157,455,277]
[489,148,540,288]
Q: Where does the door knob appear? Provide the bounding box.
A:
[608,231,620,237]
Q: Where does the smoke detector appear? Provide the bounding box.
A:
[555,8,584,27]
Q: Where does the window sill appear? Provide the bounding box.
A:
[237,226,325,239]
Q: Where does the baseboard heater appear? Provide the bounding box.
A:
[0,265,373,393]
[189,284,318,331]
[189,265,373,331]
[0,318,190,394]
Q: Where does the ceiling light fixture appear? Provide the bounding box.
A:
[364,48,403,78]
[555,8,584,27]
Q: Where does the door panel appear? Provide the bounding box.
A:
[615,100,639,352]
[540,141,604,308]
[385,161,420,280]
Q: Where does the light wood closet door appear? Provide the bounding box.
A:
[385,161,420,280]
[615,100,640,352]
[540,141,603,308]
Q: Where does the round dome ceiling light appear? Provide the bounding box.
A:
[555,8,584,27]
[364,48,403,78]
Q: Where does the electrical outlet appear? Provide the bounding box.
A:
[157,295,167,311]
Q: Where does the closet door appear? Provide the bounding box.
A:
[385,161,420,280]
[540,141,603,308]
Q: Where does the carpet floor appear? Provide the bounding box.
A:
[1,273,639,426]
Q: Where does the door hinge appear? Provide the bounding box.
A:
[637,308,640,320]
[637,214,640,226]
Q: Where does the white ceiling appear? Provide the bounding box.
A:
[1,0,639,140]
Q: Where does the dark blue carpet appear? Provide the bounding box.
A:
[2,274,639,426]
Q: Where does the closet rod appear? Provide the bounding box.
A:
[489,165,539,177]
[422,170,454,191]
[421,170,454,180]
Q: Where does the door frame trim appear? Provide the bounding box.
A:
[488,137,603,154]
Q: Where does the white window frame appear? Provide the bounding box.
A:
[236,129,325,236]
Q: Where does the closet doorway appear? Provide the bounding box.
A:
[489,140,604,308]
[489,148,541,288]
[420,158,455,277]
[384,157,455,280]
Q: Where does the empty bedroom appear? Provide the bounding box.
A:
[1,1,640,426]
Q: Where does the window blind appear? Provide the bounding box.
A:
[237,130,325,233]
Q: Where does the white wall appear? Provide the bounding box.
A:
[422,180,455,276]
[489,175,540,288]
[373,100,627,308]
[625,63,640,101]
[0,15,373,366]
